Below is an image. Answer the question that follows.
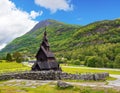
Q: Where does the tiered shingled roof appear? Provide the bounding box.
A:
[32,30,61,71]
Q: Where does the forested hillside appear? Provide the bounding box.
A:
[0,19,120,68]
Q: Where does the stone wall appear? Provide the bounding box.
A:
[0,71,109,81]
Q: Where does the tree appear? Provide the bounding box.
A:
[0,55,6,60]
[114,55,120,68]
[6,53,12,62]
[102,54,109,67]
[13,52,23,63]
[73,59,80,65]
[86,56,96,67]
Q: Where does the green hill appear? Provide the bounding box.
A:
[1,19,80,54]
[1,19,120,68]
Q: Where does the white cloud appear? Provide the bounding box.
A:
[0,0,42,50]
[30,10,43,19]
[0,44,7,50]
[34,0,73,13]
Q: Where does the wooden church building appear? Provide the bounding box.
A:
[32,30,61,71]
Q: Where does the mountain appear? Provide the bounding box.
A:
[1,19,80,54]
[1,19,120,68]
[29,19,64,32]
[73,19,120,45]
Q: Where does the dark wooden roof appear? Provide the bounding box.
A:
[36,31,55,60]
[32,61,60,70]
[32,30,61,71]
[41,46,54,57]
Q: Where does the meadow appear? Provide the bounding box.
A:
[0,61,120,75]
[0,61,120,93]
[62,66,120,75]
[0,60,30,74]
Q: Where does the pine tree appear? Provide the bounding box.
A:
[6,53,12,62]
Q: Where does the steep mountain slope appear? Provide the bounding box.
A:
[1,19,80,54]
[72,19,120,46]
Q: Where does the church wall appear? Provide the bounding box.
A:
[36,48,47,62]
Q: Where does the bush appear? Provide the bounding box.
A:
[73,59,80,65]
[13,52,23,63]
[86,56,104,67]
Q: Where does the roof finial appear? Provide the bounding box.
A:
[44,26,47,36]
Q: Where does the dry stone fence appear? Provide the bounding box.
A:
[0,71,109,81]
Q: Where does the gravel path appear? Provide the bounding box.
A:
[0,79,55,88]
[108,74,120,87]
[0,76,120,90]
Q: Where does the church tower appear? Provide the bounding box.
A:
[32,29,61,71]
[35,31,56,62]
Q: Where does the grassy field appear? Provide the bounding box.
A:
[62,66,120,75]
[0,61,120,75]
[0,60,30,74]
[0,83,119,93]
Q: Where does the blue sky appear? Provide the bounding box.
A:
[11,0,120,25]
[0,0,120,49]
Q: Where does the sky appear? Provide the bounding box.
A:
[0,0,120,50]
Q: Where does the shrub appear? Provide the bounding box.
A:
[86,56,104,67]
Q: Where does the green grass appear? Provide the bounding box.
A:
[106,76,117,81]
[0,84,119,93]
[62,66,120,75]
[0,60,119,75]
[0,60,30,74]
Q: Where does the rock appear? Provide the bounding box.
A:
[93,74,100,80]
[57,81,73,88]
